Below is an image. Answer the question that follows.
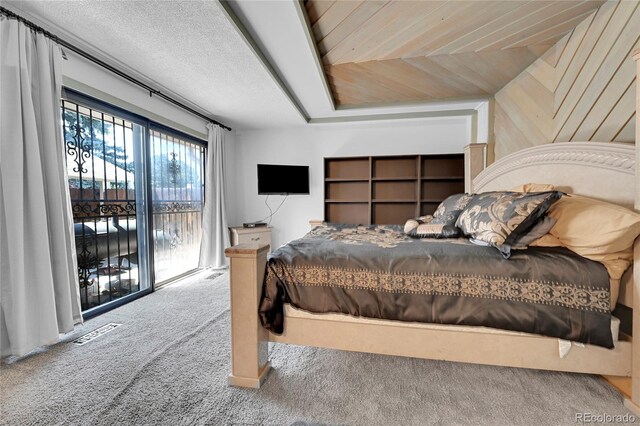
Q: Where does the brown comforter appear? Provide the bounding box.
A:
[259,224,613,348]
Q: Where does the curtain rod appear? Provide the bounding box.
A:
[0,6,232,132]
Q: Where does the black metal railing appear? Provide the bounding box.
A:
[62,100,141,311]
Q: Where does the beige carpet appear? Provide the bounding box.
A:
[0,271,632,425]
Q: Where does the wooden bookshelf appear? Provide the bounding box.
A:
[324,154,464,225]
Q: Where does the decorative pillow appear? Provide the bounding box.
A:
[432,193,473,221]
[404,215,433,234]
[510,183,556,192]
[406,216,458,238]
[455,191,562,258]
[510,215,557,250]
[538,194,640,280]
[471,216,556,250]
[404,193,472,238]
[404,215,457,238]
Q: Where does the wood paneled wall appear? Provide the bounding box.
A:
[306,0,604,107]
[494,0,639,160]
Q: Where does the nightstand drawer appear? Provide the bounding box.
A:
[236,233,271,246]
[229,226,273,252]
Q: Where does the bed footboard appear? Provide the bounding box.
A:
[225,243,270,388]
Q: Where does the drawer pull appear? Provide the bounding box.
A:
[251,237,260,241]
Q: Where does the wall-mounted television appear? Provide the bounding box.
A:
[257,164,309,195]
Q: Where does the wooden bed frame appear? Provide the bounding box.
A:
[224,50,640,415]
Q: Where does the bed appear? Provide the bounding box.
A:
[223,50,640,416]
[260,223,615,348]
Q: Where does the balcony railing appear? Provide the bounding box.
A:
[63,100,142,311]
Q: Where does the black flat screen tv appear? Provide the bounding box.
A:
[257,164,309,195]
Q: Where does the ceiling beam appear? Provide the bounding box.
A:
[218,0,310,123]
[293,0,337,111]
[308,109,476,125]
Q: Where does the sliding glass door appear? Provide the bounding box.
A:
[62,91,207,315]
[62,99,150,312]
[149,128,206,283]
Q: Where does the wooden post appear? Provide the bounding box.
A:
[309,219,324,229]
[464,143,487,193]
[625,48,640,416]
[225,243,271,388]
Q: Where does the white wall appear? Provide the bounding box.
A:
[231,116,472,248]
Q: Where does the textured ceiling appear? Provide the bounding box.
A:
[3,0,606,127]
[4,0,304,129]
[306,0,605,107]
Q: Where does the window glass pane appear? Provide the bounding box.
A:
[149,129,205,282]
[62,100,148,311]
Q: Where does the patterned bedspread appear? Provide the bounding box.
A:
[259,224,613,348]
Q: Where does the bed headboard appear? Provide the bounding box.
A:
[473,142,635,209]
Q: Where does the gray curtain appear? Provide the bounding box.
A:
[0,17,83,357]
[199,123,229,268]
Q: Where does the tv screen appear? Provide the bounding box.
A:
[257,164,309,195]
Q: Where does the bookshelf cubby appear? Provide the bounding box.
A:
[325,154,464,225]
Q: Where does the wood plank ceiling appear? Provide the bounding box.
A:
[305,0,606,107]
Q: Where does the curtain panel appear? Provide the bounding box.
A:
[0,17,82,357]
[199,123,229,269]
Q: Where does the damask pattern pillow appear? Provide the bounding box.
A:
[469,216,556,250]
[455,191,562,258]
[404,193,472,238]
[404,215,433,235]
[432,193,473,222]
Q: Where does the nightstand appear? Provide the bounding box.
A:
[229,226,272,252]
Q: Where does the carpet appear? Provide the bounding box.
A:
[0,272,632,425]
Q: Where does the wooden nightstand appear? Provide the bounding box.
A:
[229,226,272,252]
